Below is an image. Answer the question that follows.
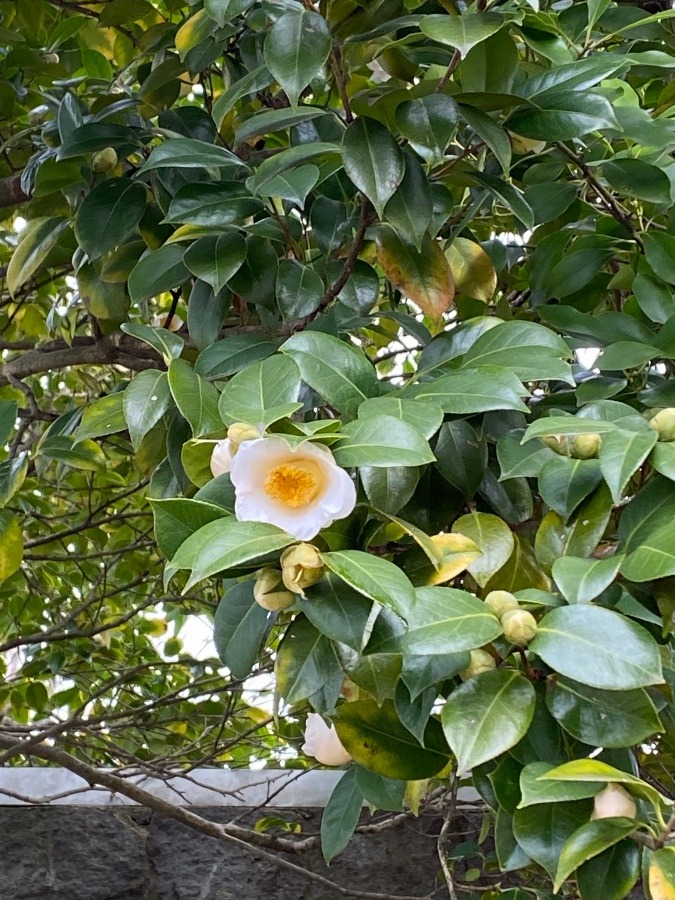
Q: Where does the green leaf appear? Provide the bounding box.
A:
[621,520,675,582]
[195,335,280,378]
[333,415,435,468]
[276,259,324,320]
[139,137,247,172]
[58,123,143,159]
[75,178,147,260]
[435,420,487,499]
[121,324,183,364]
[347,652,402,703]
[555,819,638,893]
[342,117,404,217]
[551,553,624,604]
[183,231,246,294]
[263,9,331,108]
[76,394,126,443]
[168,358,222,436]
[405,367,529,415]
[0,510,22,586]
[213,65,272,128]
[395,94,459,163]
[321,550,415,618]
[539,457,603,522]
[512,801,593,879]
[6,217,69,294]
[0,401,17,447]
[321,768,364,865]
[281,332,379,420]
[404,586,502,656]
[0,454,29,507]
[276,614,342,705]
[603,159,671,204]
[123,370,173,450]
[333,699,450,780]
[518,762,602,809]
[507,91,619,140]
[203,0,253,28]
[577,842,640,900]
[301,572,374,651]
[470,172,534,230]
[458,103,511,175]
[643,232,675,285]
[599,426,657,504]
[632,274,675,325]
[354,767,405,812]
[442,669,536,774]
[452,512,515,588]
[217,354,301,426]
[522,417,617,442]
[164,182,262,227]
[360,466,419,515]
[40,436,106,471]
[152,497,230,559]
[617,476,675,552]
[171,518,294,589]
[497,430,557,480]
[401,652,469,700]
[383,153,433,252]
[546,676,662,748]
[128,245,189,304]
[253,165,319,208]
[530,605,663,690]
[460,320,571,383]
[214,580,270,680]
[357,397,443,441]
[420,12,505,56]
[539,758,670,808]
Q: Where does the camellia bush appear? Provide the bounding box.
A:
[2,0,675,896]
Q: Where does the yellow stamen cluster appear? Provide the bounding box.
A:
[263,460,324,508]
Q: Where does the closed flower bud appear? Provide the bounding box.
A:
[484,590,520,620]
[542,434,570,456]
[460,649,496,681]
[210,439,234,477]
[502,608,538,646]
[92,147,118,173]
[571,433,602,459]
[227,422,261,445]
[591,784,636,820]
[648,408,675,442]
[253,568,295,611]
[302,713,352,766]
[280,543,324,595]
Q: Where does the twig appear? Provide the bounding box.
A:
[437,777,460,900]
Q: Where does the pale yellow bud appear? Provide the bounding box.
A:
[253,568,295,611]
[542,435,570,456]
[502,608,538,646]
[280,543,324,594]
[92,147,118,173]
[151,311,184,332]
[591,784,637,820]
[571,433,602,459]
[508,132,546,155]
[227,422,260,445]
[648,408,675,442]
[460,649,496,681]
[484,590,520,620]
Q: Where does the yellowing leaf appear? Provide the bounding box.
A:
[376,228,455,324]
[650,848,675,900]
[400,532,481,586]
[0,511,22,586]
[445,237,497,303]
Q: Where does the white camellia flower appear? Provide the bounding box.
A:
[591,783,637,820]
[229,437,356,541]
[302,713,352,766]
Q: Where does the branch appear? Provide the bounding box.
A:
[0,335,162,388]
[0,174,29,211]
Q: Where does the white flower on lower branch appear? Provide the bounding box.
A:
[229,437,356,541]
[302,713,352,767]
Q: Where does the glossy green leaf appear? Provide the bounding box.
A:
[276,614,342,705]
[405,367,529,415]
[121,323,184,363]
[75,178,146,260]
[530,605,663,690]
[139,137,247,172]
[357,397,443,441]
[214,580,269,680]
[518,762,602,809]
[168,359,222,436]
[643,232,675,285]
[321,550,415,618]
[512,801,593,879]
[404,586,502,656]
[217,354,301,426]
[183,231,246,294]
[123,370,172,450]
[6,217,69,294]
[333,415,434,468]
[75,394,126,443]
[263,9,331,107]
[342,118,404,217]
[395,94,459,163]
[555,819,638,892]
[420,13,505,56]
[452,512,515,587]
[507,91,619,140]
[577,841,640,900]
[442,669,536,774]
[551,553,624,604]
[539,457,603,522]
[128,245,189,304]
[301,572,373,651]
[321,768,364,865]
[276,259,324,320]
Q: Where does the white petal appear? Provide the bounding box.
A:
[210,440,233,476]
[302,713,352,766]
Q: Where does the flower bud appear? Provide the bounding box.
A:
[151,311,184,332]
[508,132,547,155]
[502,608,538,646]
[302,712,352,766]
[227,422,260,444]
[571,433,602,459]
[542,434,570,456]
[210,439,233,477]
[648,408,675,442]
[484,590,520,620]
[92,147,118,173]
[280,543,324,595]
[253,568,295,611]
[591,784,636,820]
[460,649,496,681]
